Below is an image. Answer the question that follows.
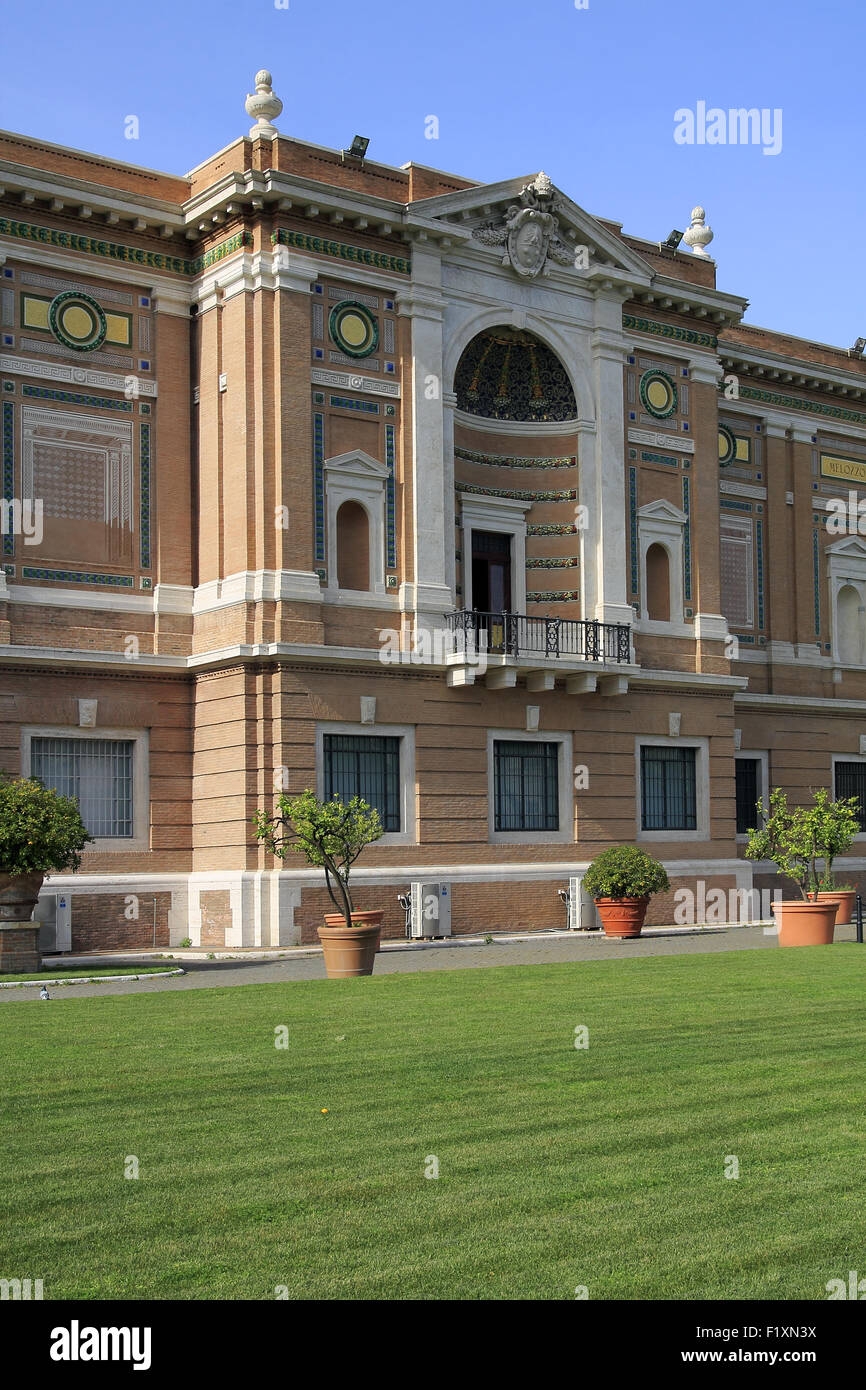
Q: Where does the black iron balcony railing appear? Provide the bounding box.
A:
[446,610,632,664]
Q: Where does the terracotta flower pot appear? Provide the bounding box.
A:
[319,911,383,977]
[594,896,649,938]
[811,890,855,926]
[771,899,837,947]
[0,871,45,921]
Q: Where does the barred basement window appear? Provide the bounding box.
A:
[641,746,697,831]
[834,761,866,831]
[735,758,760,835]
[493,740,559,832]
[30,736,134,838]
[323,734,401,832]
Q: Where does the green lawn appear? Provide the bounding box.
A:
[2,947,865,1300]
[0,965,175,983]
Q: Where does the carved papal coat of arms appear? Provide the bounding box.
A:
[472,172,575,279]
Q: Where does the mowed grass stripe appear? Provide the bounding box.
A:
[1,946,865,1300]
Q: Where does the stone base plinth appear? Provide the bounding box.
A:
[0,922,41,974]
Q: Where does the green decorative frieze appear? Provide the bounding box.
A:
[272,228,410,275]
[623,313,718,350]
[458,483,577,502]
[22,385,133,411]
[528,523,578,536]
[640,450,679,468]
[527,590,580,603]
[0,218,252,278]
[21,567,134,586]
[455,448,576,469]
[732,384,866,428]
[526,557,579,569]
[190,232,252,275]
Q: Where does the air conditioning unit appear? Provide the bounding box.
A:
[35,892,72,954]
[558,877,599,931]
[404,882,451,939]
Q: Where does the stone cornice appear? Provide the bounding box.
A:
[727,383,866,429]
[0,159,185,237]
[183,166,410,239]
[639,275,748,327]
[719,339,866,402]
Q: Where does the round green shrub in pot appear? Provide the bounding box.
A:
[0,773,93,973]
[583,845,670,938]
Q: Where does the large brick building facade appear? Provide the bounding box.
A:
[3,73,866,950]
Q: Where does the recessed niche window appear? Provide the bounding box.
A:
[645,543,670,622]
[336,501,370,591]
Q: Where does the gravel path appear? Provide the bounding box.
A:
[1,923,859,1002]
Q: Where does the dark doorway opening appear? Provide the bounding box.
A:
[471,530,512,613]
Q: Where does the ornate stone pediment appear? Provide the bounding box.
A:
[472,172,575,280]
[413,172,651,287]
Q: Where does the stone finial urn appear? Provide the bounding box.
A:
[683,205,714,258]
[245,70,283,140]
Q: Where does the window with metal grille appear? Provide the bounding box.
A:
[834,762,866,831]
[641,745,697,831]
[30,737,134,838]
[493,740,559,832]
[735,758,760,835]
[322,734,401,832]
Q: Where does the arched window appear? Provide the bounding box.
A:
[646,543,671,622]
[837,583,865,665]
[336,501,370,592]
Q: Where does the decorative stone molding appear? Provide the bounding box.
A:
[694,613,731,642]
[311,367,400,399]
[192,569,322,613]
[360,696,376,726]
[78,699,97,728]
[0,354,158,396]
[668,712,681,738]
[628,427,695,454]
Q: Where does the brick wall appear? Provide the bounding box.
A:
[67,893,171,953]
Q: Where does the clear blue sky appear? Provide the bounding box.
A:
[1,0,862,348]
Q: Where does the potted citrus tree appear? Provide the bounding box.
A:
[583,845,670,938]
[745,788,844,946]
[253,789,384,977]
[809,787,860,926]
[0,773,92,974]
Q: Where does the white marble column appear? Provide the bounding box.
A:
[397,247,452,626]
[584,294,634,627]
